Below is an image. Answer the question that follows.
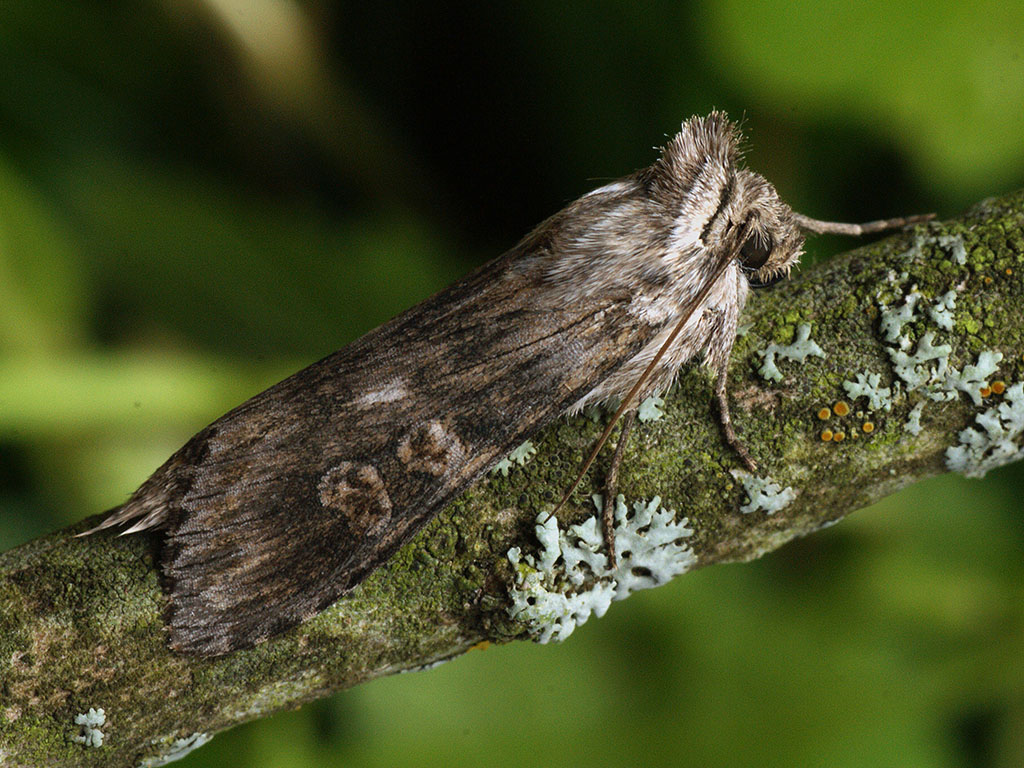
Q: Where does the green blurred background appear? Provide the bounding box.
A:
[2,1,1023,766]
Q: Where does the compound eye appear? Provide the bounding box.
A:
[739,233,772,271]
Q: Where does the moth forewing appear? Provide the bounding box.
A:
[84,112,927,655]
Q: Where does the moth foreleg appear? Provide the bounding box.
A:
[601,408,637,568]
[714,357,758,472]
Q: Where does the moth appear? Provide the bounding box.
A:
[86,112,929,656]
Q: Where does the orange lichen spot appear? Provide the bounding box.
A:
[1006,267,1014,276]
[992,380,1007,395]
[984,276,994,285]
[980,385,992,398]
[820,429,834,442]
[862,422,875,433]
[469,641,491,652]
[817,407,832,420]
[833,431,846,442]
[833,401,850,417]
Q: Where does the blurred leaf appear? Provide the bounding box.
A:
[0,154,84,353]
[706,0,1024,201]
[50,151,462,356]
[0,352,282,438]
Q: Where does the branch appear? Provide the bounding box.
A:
[2,191,1023,767]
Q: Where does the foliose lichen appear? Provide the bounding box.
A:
[927,290,957,331]
[897,234,925,262]
[492,440,537,476]
[936,233,968,265]
[879,289,922,345]
[847,241,1004,432]
[757,323,825,382]
[904,401,925,436]
[507,496,696,643]
[887,331,953,390]
[732,471,797,514]
[843,372,894,412]
[71,707,106,748]
[637,395,666,423]
[946,382,1024,478]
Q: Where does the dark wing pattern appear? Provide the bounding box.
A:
[126,247,661,655]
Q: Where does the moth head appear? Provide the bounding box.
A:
[728,169,804,288]
[651,113,931,289]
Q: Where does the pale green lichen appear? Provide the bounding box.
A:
[944,350,1003,405]
[757,323,825,381]
[946,382,1024,478]
[138,732,213,767]
[879,289,922,345]
[898,234,926,262]
[71,707,106,748]
[492,440,537,476]
[887,332,953,390]
[733,471,797,514]
[507,496,696,643]
[904,401,925,436]
[851,258,1004,429]
[937,233,968,265]
[927,290,957,331]
[843,372,893,412]
[637,395,666,423]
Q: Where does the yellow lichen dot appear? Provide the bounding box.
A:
[833,431,846,442]
[818,407,832,420]
[862,422,874,433]
[833,401,850,417]
[992,380,1007,395]
[1006,267,1014,276]
[820,429,834,442]
[980,385,992,398]
[984,276,994,285]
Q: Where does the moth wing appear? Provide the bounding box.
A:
[133,256,653,656]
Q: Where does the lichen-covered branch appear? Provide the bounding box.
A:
[2,191,1023,767]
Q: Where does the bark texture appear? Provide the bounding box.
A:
[2,191,1023,767]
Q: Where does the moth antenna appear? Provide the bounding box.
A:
[545,255,736,523]
[792,212,935,237]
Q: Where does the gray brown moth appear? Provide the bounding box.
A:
[85,112,929,656]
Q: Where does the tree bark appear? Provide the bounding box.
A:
[2,191,1023,767]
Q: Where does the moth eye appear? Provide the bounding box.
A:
[739,234,772,271]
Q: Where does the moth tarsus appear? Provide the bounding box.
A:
[84,112,929,656]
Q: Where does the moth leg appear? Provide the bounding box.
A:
[714,360,757,472]
[601,408,637,568]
